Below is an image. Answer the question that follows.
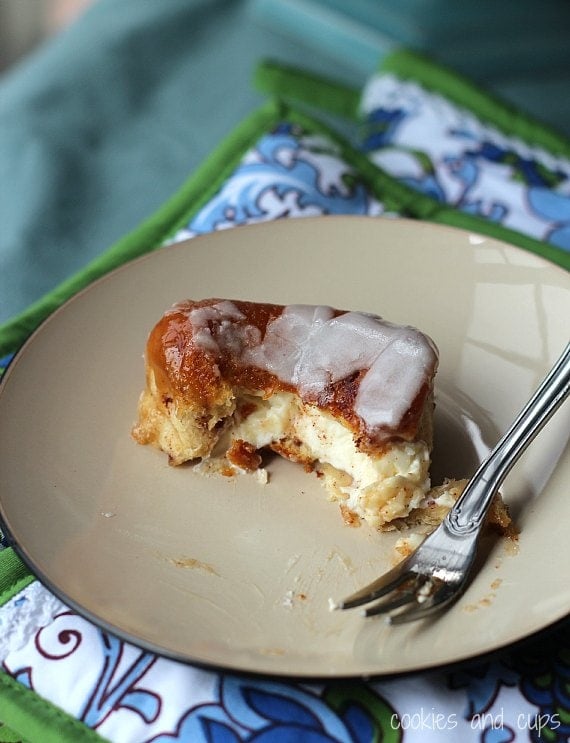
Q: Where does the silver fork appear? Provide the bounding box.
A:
[335,341,570,625]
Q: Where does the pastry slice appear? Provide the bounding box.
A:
[132,299,449,529]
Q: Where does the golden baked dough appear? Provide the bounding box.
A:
[132,299,512,534]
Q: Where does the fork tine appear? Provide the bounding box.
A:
[335,563,411,610]
[362,583,419,618]
[387,601,441,625]
[363,573,434,618]
[387,591,455,625]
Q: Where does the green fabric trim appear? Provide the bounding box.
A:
[0,720,27,743]
[254,60,360,121]
[380,49,570,158]
[0,673,107,743]
[0,549,34,608]
[0,101,282,359]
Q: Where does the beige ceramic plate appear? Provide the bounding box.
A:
[1,217,569,678]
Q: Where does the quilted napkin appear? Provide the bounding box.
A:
[1,51,569,743]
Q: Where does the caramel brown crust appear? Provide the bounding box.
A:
[144,298,434,452]
[226,439,263,472]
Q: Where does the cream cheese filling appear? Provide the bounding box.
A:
[224,391,431,528]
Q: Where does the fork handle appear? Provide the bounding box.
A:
[446,342,570,536]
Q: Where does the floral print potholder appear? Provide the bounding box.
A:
[0,51,569,743]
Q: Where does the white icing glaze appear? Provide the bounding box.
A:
[181,301,437,434]
[183,301,261,356]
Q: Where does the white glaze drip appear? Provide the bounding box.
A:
[182,301,437,435]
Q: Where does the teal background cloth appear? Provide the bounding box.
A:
[0,0,349,324]
[1,0,569,325]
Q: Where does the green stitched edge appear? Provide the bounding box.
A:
[0,549,34,607]
[254,59,360,120]
[0,719,27,743]
[0,673,108,743]
[380,49,570,158]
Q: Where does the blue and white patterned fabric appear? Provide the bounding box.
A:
[171,123,385,243]
[359,74,570,252]
[2,580,568,742]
